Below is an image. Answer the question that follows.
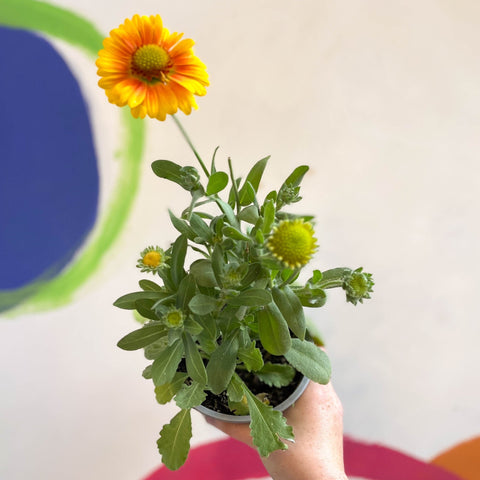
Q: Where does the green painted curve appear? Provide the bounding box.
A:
[0,0,145,314]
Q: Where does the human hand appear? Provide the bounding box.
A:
[205,381,347,480]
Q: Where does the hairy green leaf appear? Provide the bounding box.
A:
[238,341,264,372]
[228,289,272,307]
[257,305,291,356]
[256,362,296,388]
[155,372,188,404]
[243,385,294,457]
[284,339,331,384]
[171,235,187,288]
[222,225,251,242]
[176,274,196,311]
[114,291,169,310]
[168,210,197,240]
[117,323,167,351]
[157,409,192,471]
[188,294,218,315]
[227,373,245,402]
[238,205,260,224]
[215,198,239,227]
[183,333,207,384]
[206,332,239,394]
[190,259,217,287]
[262,199,275,234]
[139,279,163,291]
[272,286,306,340]
[189,213,213,242]
[135,299,158,320]
[238,180,256,206]
[244,156,270,193]
[206,171,229,195]
[151,339,185,386]
[175,381,207,409]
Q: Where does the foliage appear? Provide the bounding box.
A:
[115,155,374,470]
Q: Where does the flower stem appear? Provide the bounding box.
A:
[172,115,210,178]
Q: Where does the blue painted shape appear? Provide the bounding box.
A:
[0,27,99,289]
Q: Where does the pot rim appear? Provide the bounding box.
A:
[195,375,310,424]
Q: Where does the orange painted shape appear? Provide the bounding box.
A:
[430,436,480,480]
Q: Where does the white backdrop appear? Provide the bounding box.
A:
[1,1,479,479]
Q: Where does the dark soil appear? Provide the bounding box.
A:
[201,351,302,415]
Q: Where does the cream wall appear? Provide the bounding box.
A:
[1,1,479,479]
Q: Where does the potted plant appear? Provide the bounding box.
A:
[97,14,374,471]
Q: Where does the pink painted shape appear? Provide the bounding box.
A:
[143,436,462,480]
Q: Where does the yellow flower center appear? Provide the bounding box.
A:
[143,251,162,268]
[267,220,317,268]
[131,44,170,83]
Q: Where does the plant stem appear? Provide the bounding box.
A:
[228,157,241,214]
[172,115,210,178]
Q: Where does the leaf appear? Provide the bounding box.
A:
[227,373,245,402]
[135,299,158,320]
[222,225,251,242]
[183,333,207,384]
[211,244,225,288]
[257,305,291,356]
[280,165,309,189]
[272,286,306,340]
[113,291,168,310]
[155,372,188,404]
[238,205,260,224]
[244,156,270,192]
[190,259,217,287]
[227,288,272,307]
[176,274,196,311]
[157,409,192,471]
[238,180,256,206]
[117,324,167,351]
[139,279,163,291]
[206,171,229,195]
[142,365,153,379]
[175,381,207,409]
[284,338,331,384]
[151,159,183,184]
[206,332,239,394]
[188,294,218,315]
[151,340,185,386]
[256,362,296,388]
[195,315,218,354]
[262,199,275,234]
[183,317,204,336]
[243,384,294,457]
[238,341,264,372]
[171,235,187,288]
[169,210,197,240]
[189,213,213,242]
[215,198,239,227]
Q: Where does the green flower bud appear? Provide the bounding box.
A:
[343,268,374,305]
[179,166,201,191]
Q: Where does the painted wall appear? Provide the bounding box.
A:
[1,1,479,479]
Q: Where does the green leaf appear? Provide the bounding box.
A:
[215,198,239,227]
[175,381,207,409]
[281,165,309,189]
[244,156,270,192]
[284,338,331,384]
[243,384,294,457]
[222,225,251,242]
[117,324,167,351]
[171,235,187,288]
[135,299,158,320]
[142,364,153,379]
[151,340,185,386]
[190,259,217,287]
[157,409,192,471]
[183,317,204,336]
[257,305,291,356]
[144,336,169,360]
[155,372,188,404]
[152,159,184,184]
[206,171,229,195]
[195,315,218,354]
[188,294,218,315]
[169,210,197,240]
[227,288,272,307]
[256,362,296,388]
[238,205,260,224]
[114,291,168,310]
[238,341,264,372]
[183,333,207,384]
[227,373,245,402]
[206,332,239,394]
[139,279,163,291]
[176,274,196,311]
[189,213,213,242]
[262,199,275,234]
[272,286,306,340]
[211,244,225,288]
[238,180,256,206]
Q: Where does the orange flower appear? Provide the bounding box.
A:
[96,14,209,120]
